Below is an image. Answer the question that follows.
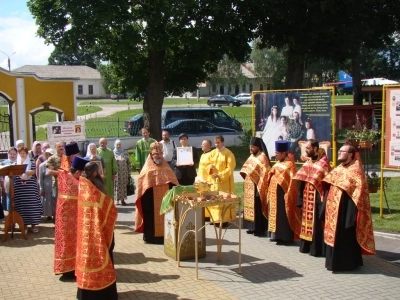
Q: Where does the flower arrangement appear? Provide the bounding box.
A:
[367,172,391,191]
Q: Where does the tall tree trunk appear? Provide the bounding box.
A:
[286,46,304,89]
[143,50,165,140]
[352,50,363,105]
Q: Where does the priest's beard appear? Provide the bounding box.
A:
[153,158,163,165]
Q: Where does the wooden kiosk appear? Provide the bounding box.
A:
[1,164,28,242]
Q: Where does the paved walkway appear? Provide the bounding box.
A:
[1,189,399,300]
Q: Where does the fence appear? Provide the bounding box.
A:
[81,115,252,137]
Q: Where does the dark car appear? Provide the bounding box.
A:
[162,119,236,135]
[124,113,144,136]
[207,95,242,107]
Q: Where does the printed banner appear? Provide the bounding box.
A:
[253,89,332,162]
[47,121,86,145]
[384,87,400,167]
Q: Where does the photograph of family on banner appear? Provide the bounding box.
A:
[254,89,333,162]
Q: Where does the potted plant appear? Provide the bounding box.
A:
[354,127,381,149]
[366,172,391,193]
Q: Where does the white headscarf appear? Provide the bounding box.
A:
[16,140,24,148]
[85,143,99,159]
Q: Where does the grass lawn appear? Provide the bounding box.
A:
[369,177,400,233]
[334,95,353,105]
[79,98,209,106]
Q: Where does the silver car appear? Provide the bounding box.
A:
[235,93,251,104]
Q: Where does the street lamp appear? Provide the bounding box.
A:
[0,50,16,71]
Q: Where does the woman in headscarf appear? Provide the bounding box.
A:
[85,142,106,178]
[113,139,131,205]
[14,146,43,233]
[29,141,42,161]
[0,147,18,212]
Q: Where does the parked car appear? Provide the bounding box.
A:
[124,108,242,136]
[124,114,144,136]
[111,93,127,100]
[162,119,236,135]
[234,93,251,104]
[207,95,242,107]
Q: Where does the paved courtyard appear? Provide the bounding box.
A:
[1,190,399,300]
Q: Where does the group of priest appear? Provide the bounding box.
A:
[241,137,375,272]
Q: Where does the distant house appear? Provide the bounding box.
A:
[199,63,271,97]
[12,65,106,99]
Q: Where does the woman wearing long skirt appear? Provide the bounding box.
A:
[113,139,131,206]
[14,146,43,233]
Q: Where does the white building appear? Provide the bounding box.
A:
[13,65,106,99]
[198,63,271,97]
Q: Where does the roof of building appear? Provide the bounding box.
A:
[12,65,101,80]
[241,63,256,79]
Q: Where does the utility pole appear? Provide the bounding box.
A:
[0,50,16,71]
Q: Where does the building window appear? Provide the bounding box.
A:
[249,84,253,93]
[78,85,83,95]
[212,84,217,93]
[260,84,263,90]
[88,85,93,95]
[242,84,246,92]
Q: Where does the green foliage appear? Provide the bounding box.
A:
[237,129,252,147]
[345,127,381,143]
[28,0,255,140]
[48,45,99,69]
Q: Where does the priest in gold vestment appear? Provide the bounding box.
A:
[287,139,331,256]
[240,137,271,236]
[135,142,179,244]
[264,141,300,245]
[321,144,375,271]
[208,135,236,224]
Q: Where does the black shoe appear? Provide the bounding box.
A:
[246,230,255,234]
[59,271,76,282]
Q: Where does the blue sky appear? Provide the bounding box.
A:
[0,1,54,70]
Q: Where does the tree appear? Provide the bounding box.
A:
[28,0,254,139]
[48,44,99,69]
[208,55,248,94]
[251,0,400,104]
[250,40,287,89]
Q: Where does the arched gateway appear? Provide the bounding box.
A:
[0,68,76,150]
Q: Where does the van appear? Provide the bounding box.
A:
[124,108,242,136]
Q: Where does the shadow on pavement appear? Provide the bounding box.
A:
[230,262,303,283]
[376,249,400,264]
[114,251,168,265]
[116,268,180,283]
[118,290,179,299]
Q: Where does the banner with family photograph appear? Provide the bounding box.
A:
[47,120,86,146]
[253,89,333,162]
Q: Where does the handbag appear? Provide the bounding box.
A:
[127,175,135,196]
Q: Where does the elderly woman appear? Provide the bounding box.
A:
[29,141,42,161]
[85,143,106,178]
[0,147,18,212]
[113,139,131,206]
[38,148,56,221]
[14,146,43,233]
